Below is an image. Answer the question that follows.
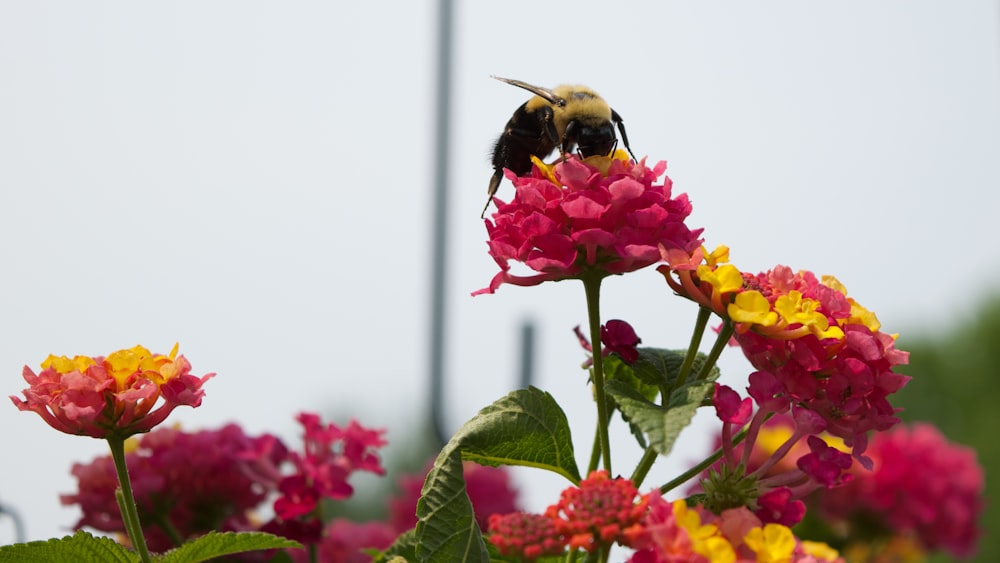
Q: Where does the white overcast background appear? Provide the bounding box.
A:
[2,2,998,544]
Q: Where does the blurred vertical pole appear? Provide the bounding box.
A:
[519,320,535,389]
[428,0,454,447]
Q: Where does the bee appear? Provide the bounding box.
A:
[482,75,636,217]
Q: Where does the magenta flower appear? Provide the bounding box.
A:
[574,319,643,366]
[11,344,214,439]
[474,153,703,295]
[601,319,642,364]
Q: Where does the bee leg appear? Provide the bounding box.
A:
[560,119,580,162]
[482,168,504,218]
[611,109,637,162]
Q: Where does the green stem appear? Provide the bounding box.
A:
[695,320,734,382]
[658,423,750,495]
[107,437,153,563]
[676,306,712,388]
[582,275,612,474]
[587,421,601,476]
[151,512,184,547]
[630,447,659,488]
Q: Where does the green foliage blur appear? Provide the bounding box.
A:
[894,297,998,562]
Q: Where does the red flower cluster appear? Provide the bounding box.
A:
[488,471,646,557]
[11,344,213,439]
[661,251,910,462]
[63,413,387,551]
[487,512,564,561]
[61,424,284,552]
[475,153,703,295]
[546,470,648,552]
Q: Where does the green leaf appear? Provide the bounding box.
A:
[630,347,721,390]
[603,354,660,402]
[158,531,302,563]
[374,529,418,562]
[415,387,579,562]
[630,347,689,388]
[0,530,138,563]
[447,386,580,482]
[605,379,715,457]
[415,446,489,562]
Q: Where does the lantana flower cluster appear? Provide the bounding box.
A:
[10,344,214,439]
[487,471,843,563]
[813,422,984,559]
[62,423,283,552]
[63,412,388,550]
[659,247,911,464]
[475,152,704,295]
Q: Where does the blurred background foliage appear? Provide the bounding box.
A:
[893,295,998,562]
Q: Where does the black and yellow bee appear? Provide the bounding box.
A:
[483,76,636,217]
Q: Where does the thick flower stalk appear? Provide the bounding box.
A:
[474,151,704,295]
[659,248,910,463]
[11,344,214,439]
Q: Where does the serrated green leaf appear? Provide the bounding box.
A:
[374,529,418,562]
[605,379,715,457]
[0,530,137,563]
[630,347,688,388]
[415,387,580,563]
[415,446,489,563]
[447,387,580,482]
[157,531,302,563]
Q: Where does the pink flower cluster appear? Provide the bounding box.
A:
[62,423,281,552]
[62,413,387,551]
[475,154,703,295]
[661,251,910,462]
[816,423,984,558]
[249,413,387,544]
[11,344,214,439]
[629,492,843,563]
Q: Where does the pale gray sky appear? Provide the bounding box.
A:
[2,1,998,543]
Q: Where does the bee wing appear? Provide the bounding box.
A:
[491,75,565,106]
